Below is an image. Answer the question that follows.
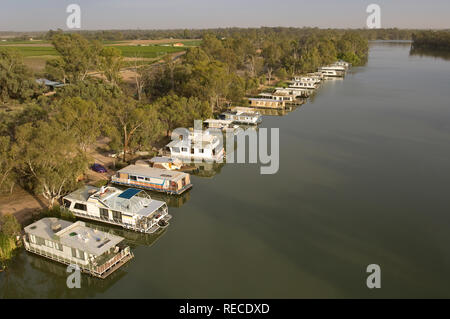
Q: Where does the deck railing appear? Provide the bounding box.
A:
[23,237,133,279]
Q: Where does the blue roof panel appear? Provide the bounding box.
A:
[118,188,142,199]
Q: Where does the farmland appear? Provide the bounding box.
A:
[0,39,201,71]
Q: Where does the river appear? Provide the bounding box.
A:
[2,41,450,298]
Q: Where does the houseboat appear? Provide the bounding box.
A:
[166,129,225,162]
[258,92,296,102]
[203,119,240,132]
[111,165,192,195]
[63,185,171,234]
[318,67,344,77]
[274,87,310,98]
[23,217,134,279]
[293,75,322,84]
[248,96,287,109]
[332,60,351,69]
[220,109,262,125]
[289,80,318,90]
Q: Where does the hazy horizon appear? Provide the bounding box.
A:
[1,0,449,32]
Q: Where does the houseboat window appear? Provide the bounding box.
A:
[199,149,204,153]
[54,242,63,251]
[100,208,109,220]
[130,175,137,181]
[71,248,85,260]
[182,147,188,152]
[29,234,36,244]
[112,210,122,223]
[35,236,45,245]
[145,177,150,181]
[63,199,71,208]
[191,148,195,154]
[74,203,87,211]
[44,239,54,248]
[172,147,180,153]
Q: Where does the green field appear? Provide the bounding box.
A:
[0,44,189,58]
[117,45,186,58]
[0,46,57,56]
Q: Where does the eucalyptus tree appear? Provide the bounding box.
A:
[15,121,88,208]
[0,48,37,103]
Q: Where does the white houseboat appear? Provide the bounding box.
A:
[289,80,318,90]
[332,60,351,69]
[203,119,239,132]
[293,75,322,84]
[23,217,134,279]
[274,87,310,98]
[111,165,192,195]
[220,109,262,125]
[63,185,171,234]
[318,67,344,77]
[258,92,296,103]
[166,129,225,162]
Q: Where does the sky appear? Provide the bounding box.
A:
[0,0,449,31]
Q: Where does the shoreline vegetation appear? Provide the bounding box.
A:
[0,215,21,268]
[411,30,450,51]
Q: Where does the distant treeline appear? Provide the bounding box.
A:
[412,31,450,51]
[3,28,446,42]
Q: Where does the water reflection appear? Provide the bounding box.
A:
[410,47,450,61]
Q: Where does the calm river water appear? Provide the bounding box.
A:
[2,41,450,298]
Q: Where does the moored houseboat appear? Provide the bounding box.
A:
[289,80,318,90]
[166,129,225,162]
[63,185,171,234]
[23,217,134,279]
[274,87,310,98]
[248,96,287,109]
[220,109,262,125]
[111,165,192,195]
[318,67,344,77]
[293,75,322,84]
[203,119,240,132]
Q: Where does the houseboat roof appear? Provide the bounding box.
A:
[118,165,188,182]
[204,119,234,125]
[222,110,261,117]
[24,218,123,256]
[150,156,182,164]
